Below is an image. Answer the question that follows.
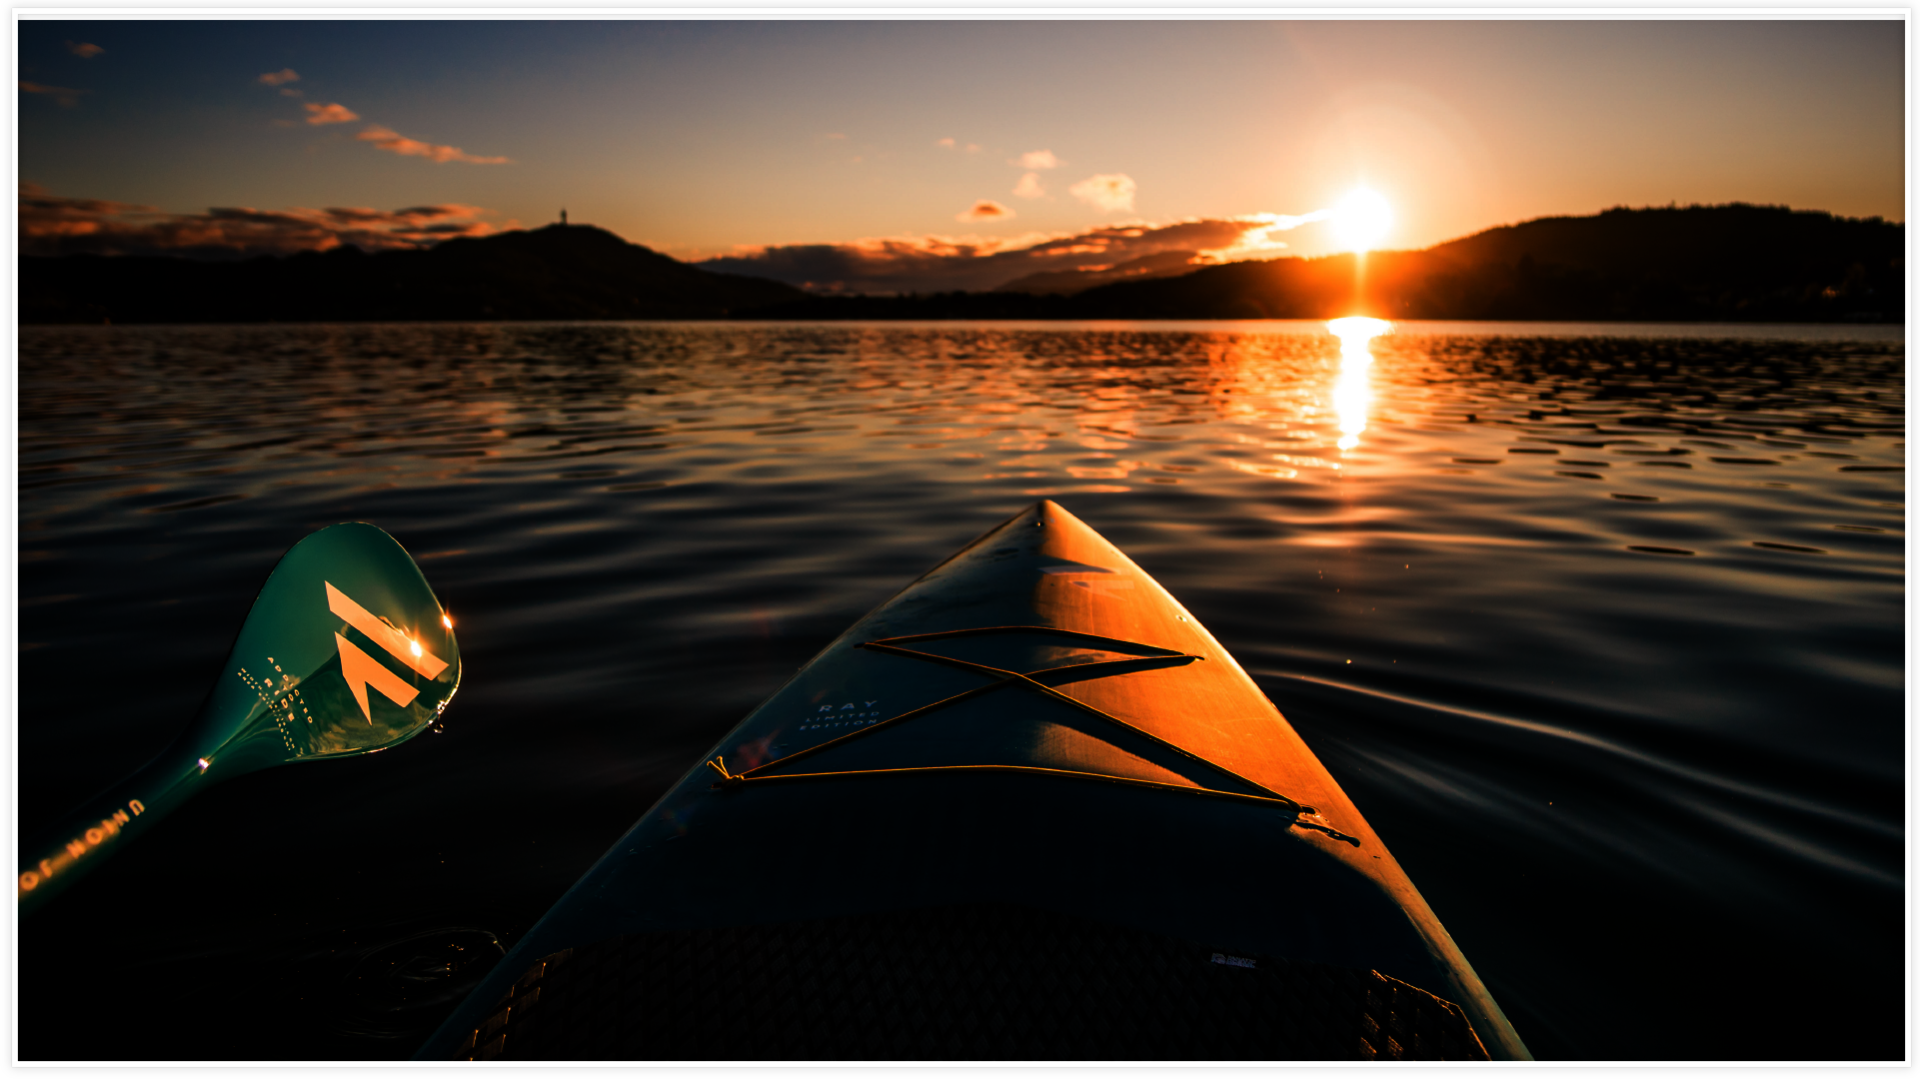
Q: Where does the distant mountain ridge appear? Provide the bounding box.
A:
[20,224,802,324]
[956,204,1903,322]
[19,205,1902,324]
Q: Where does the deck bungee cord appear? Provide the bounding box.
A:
[703,624,1361,845]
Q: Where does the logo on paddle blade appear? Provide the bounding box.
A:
[326,582,448,722]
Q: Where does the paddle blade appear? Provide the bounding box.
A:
[19,522,460,913]
[195,522,462,775]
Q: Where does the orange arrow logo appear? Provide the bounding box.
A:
[326,582,447,722]
[335,633,419,722]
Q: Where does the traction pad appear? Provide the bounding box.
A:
[454,903,1489,1060]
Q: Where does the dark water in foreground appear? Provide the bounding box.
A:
[17,321,1905,1061]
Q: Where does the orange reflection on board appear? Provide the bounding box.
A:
[1326,318,1391,451]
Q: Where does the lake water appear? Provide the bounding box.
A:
[17,320,1905,1061]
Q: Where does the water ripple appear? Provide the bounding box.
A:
[17,321,1903,1061]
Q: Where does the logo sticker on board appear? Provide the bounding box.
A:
[326,582,448,722]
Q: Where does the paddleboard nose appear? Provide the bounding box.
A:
[416,501,1530,1061]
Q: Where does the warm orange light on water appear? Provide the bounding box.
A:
[1327,317,1390,450]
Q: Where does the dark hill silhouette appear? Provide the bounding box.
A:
[20,205,1902,324]
[744,204,1900,323]
[1057,204,1901,322]
[1427,203,1895,283]
[20,224,803,323]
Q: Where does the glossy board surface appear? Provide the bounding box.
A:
[419,501,1526,1059]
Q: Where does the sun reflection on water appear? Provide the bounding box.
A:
[1326,317,1391,451]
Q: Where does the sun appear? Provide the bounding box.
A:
[1331,187,1393,252]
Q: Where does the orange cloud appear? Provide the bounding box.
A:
[699,216,1291,295]
[1013,172,1046,199]
[936,137,955,148]
[1191,209,1334,263]
[66,41,103,58]
[957,200,1014,222]
[1070,173,1136,213]
[19,185,501,257]
[20,81,83,107]
[280,88,304,98]
[304,102,360,125]
[356,125,510,164]
[1011,149,1061,170]
[258,68,299,87]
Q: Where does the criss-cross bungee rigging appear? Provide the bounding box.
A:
[707,624,1359,845]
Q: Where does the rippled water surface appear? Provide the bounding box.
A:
[18,321,1905,1060]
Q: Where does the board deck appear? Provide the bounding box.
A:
[416,501,1529,1060]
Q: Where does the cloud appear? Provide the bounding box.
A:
[936,137,955,148]
[356,125,510,164]
[259,69,299,86]
[280,88,304,98]
[20,81,84,107]
[273,89,509,165]
[696,215,1313,295]
[1196,209,1334,263]
[66,41,103,58]
[1069,173,1136,213]
[825,132,847,140]
[20,184,502,258]
[304,102,360,125]
[1013,172,1046,199]
[1011,149,1061,170]
[957,200,1014,223]
[937,137,982,153]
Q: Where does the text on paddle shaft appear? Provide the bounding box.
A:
[17,799,146,897]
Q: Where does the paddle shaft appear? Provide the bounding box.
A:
[18,746,209,916]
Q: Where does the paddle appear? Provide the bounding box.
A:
[17,522,462,916]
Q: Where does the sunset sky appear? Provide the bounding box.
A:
[17,19,1906,292]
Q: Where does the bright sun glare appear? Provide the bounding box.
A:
[1332,188,1393,251]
